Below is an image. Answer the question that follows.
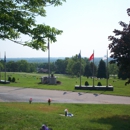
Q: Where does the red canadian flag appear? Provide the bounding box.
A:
[89,53,94,61]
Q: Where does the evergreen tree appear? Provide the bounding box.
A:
[84,64,92,78]
[97,60,107,78]
[90,62,97,77]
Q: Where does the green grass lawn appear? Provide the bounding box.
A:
[0,72,130,130]
[0,103,130,130]
[0,72,130,96]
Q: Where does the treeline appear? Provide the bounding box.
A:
[0,54,124,79]
[0,60,36,73]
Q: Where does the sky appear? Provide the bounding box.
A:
[0,0,130,58]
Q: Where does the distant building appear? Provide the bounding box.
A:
[37,68,48,73]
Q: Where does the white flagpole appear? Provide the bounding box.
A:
[0,53,1,81]
[106,50,108,87]
[93,50,94,87]
[48,38,50,80]
[4,52,6,82]
[79,50,81,87]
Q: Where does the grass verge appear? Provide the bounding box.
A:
[0,103,130,130]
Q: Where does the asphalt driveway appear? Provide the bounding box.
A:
[0,86,130,104]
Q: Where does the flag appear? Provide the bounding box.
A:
[102,55,107,60]
[89,53,94,61]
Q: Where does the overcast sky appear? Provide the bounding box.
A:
[1,0,130,58]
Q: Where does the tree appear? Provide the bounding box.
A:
[17,60,29,72]
[118,67,128,80]
[0,62,4,70]
[66,55,86,76]
[28,63,36,72]
[108,8,130,84]
[84,64,92,78]
[90,62,97,77]
[108,63,118,76]
[6,61,19,72]
[0,0,65,50]
[55,59,68,74]
[97,59,107,78]
[84,61,97,78]
[66,59,75,75]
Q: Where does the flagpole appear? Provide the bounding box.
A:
[93,50,94,87]
[4,52,6,82]
[48,38,50,83]
[0,53,1,81]
[79,50,81,87]
[106,50,108,87]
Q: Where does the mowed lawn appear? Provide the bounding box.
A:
[0,103,130,130]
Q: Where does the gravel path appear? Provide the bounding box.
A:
[0,86,130,104]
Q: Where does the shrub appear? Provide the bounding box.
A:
[97,82,102,86]
[8,77,12,82]
[85,81,89,86]
[56,81,61,84]
[12,77,15,82]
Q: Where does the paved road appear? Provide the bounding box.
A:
[0,86,130,104]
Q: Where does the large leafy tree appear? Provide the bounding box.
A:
[17,60,29,72]
[55,58,68,74]
[66,55,86,76]
[118,67,128,80]
[6,61,19,72]
[108,63,118,76]
[108,8,130,84]
[0,0,65,50]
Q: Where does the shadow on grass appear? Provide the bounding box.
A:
[90,115,130,130]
